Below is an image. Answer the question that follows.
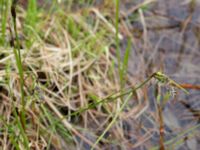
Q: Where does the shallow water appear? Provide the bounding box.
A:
[121,0,200,149]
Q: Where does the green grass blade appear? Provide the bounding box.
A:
[91,92,133,149]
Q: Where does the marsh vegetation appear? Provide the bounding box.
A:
[0,0,200,149]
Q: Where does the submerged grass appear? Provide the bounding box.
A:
[0,0,198,149]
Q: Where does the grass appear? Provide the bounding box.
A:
[0,0,199,149]
[0,0,9,45]
[9,1,29,149]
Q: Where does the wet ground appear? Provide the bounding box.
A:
[120,0,200,149]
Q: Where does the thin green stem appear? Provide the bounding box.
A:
[11,0,26,129]
[10,1,29,149]
[47,72,155,132]
[91,93,133,150]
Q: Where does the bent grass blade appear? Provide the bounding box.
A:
[154,71,189,94]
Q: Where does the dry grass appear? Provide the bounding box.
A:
[0,2,145,149]
[0,0,200,150]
